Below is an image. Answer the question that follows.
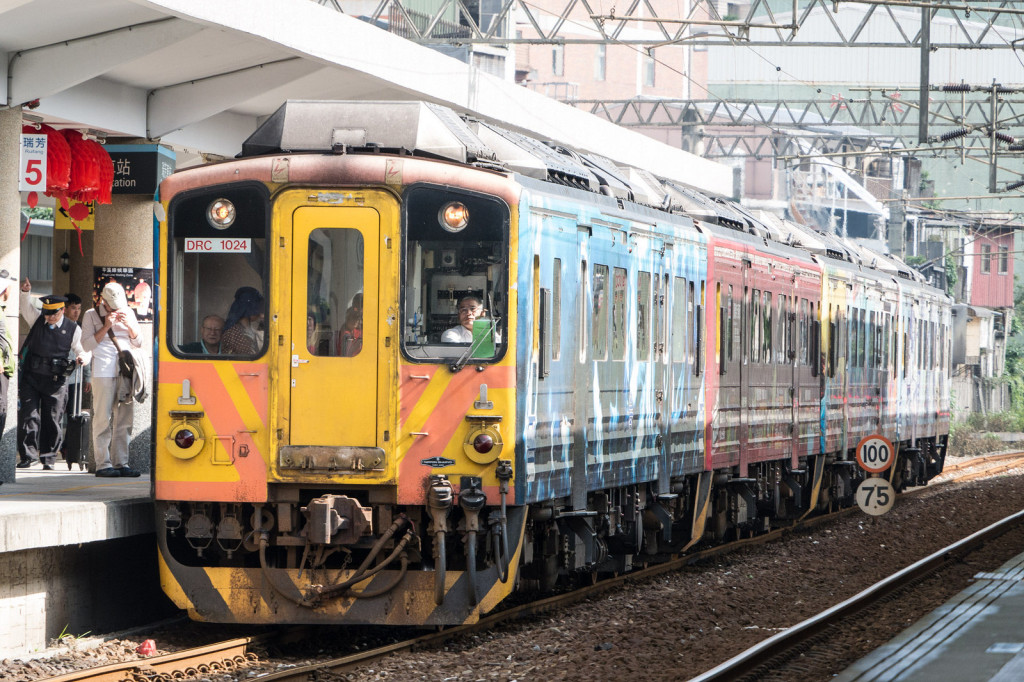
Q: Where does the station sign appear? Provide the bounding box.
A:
[20,133,47,192]
[856,477,895,516]
[856,434,895,474]
[105,144,176,196]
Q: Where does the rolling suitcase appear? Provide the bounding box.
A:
[64,370,92,471]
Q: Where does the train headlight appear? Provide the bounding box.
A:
[167,422,205,460]
[207,198,236,229]
[439,202,469,232]
[464,424,502,464]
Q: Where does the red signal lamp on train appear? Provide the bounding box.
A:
[174,429,196,449]
[439,201,469,232]
[207,198,236,229]
[473,433,494,454]
[464,422,502,464]
[166,419,205,460]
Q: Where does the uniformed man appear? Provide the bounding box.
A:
[18,279,86,470]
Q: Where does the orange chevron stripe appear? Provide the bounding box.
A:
[157,361,268,502]
[398,365,513,503]
[233,362,269,426]
[399,364,438,427]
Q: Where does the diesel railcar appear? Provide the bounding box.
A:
[154,101,950,625]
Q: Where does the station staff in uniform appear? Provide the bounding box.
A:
[17,281,85,470]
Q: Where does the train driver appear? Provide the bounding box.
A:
[441,295,498,344]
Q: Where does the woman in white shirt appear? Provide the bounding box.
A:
[81,282,142,477]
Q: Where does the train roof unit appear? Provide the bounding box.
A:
[239,100,929,286]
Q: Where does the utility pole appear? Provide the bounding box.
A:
[918,7,930,144]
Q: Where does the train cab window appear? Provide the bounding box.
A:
[593,265,609,360]
[637,272,651,361]
[167,183,269,359]
[612,267,627,361]
[401,185,509,363]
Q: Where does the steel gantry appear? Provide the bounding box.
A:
[345,0,1024,48]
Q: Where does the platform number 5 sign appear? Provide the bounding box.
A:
[20,134,47,192]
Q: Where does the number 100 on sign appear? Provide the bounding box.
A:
[856,435,894,474]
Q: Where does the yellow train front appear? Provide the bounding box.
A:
[155,103,523,625]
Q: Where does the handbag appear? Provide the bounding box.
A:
[106,326,148,403]
[106,327,135,378]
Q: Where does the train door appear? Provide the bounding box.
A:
[738,257,751,475]
[570,225,590,510]
[785,279,800,461]
[290,206,379,447]
[657,244,672,488]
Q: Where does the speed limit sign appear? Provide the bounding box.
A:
[856,477,895,516]
[856,434,894,474]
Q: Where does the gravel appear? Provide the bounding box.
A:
[3,454,1022,682]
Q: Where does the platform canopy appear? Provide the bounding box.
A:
[0,0,732,195]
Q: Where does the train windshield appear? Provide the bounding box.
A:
[401,184,509,363]
[166,183,270,359]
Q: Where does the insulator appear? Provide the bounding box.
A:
[1007,180,1024,192]
[941,83,971,92]
[1009,143,1024,152]
[996,132,1016,144]
[939,127,970,142]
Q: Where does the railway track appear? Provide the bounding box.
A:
[52,452,1024,682]
[689,508,1024,682]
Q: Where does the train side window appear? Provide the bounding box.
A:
[868,311,876,369]
[750,289,761,363]
[167,182,269,359]
[745,284,753,364]
[579,260,588,362]
[401,185,508,363]
[697,280,704,375]
[827,306,836,378]
[798,298,809,365]
[552,259,562,361]
[717,282,724,374]
[612,267,627,361]
[727,284,734,363]
[593,264,609,360]
[810,302,819,376]
[688,281,696,366]
[672,276,687,363]
[763,291,772,363]
[637,271,651,361]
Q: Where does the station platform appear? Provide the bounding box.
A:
[0,468,152,553]
[0,466,172,658]
[837,549,1024,681]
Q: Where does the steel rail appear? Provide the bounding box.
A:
[48,455,1023,682]
[46,633,290,682]
[688,508,1024,682]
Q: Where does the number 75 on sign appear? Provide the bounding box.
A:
[20,134,47,192]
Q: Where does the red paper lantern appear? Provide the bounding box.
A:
[61,130,113,205]
[22,123,70,196]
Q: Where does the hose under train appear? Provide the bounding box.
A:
[259,515,414,607]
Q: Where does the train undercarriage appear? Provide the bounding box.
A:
[158,436,946,623]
